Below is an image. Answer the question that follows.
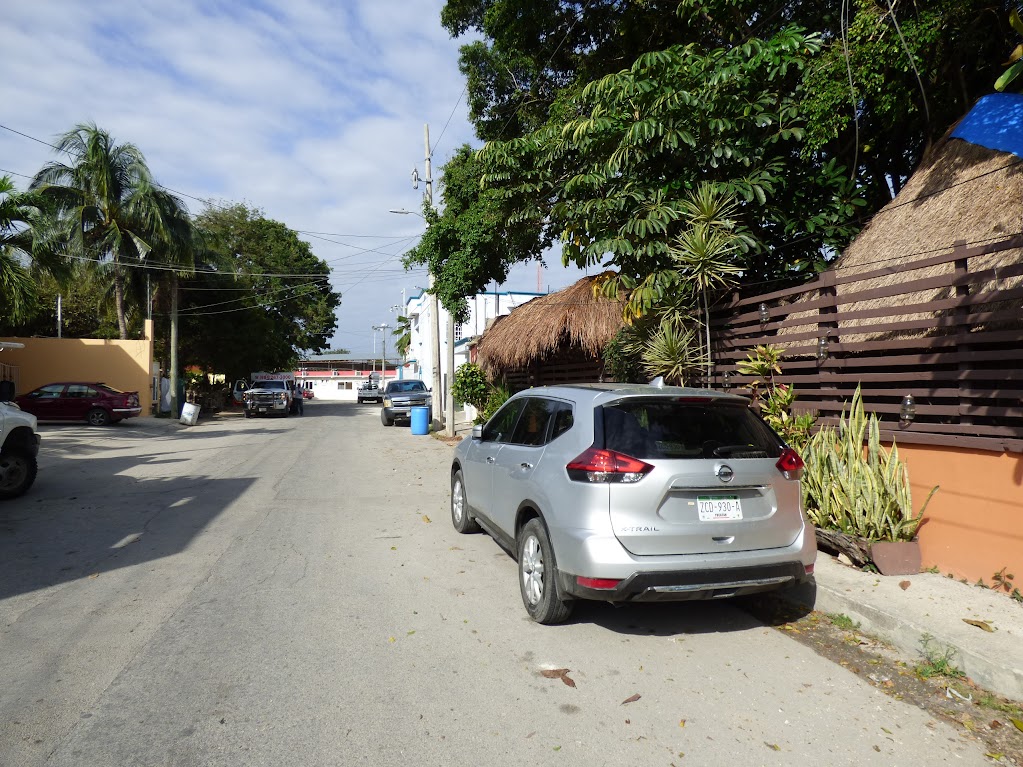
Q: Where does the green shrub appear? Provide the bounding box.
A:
[801,386,937,542]
[452,363,490,411]
[479,381,511,424]
[735,345,815,451]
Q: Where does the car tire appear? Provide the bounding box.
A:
[87,408,111,426]
[0,451,37,499]
[450,469,481,534]
[517,518,573,625]
[381,411,394,427]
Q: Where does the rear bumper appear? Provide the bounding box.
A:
[558,561,810,602]
[112,407,142,417]
[550,520,817,602]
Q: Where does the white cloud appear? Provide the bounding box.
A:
[0,0,588,355]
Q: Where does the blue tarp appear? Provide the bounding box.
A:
[951,93,1023,158]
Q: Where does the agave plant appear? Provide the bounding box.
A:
[801,386,938,542]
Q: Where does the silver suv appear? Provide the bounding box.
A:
[450,382,815,624]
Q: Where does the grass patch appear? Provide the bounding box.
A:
[915,634,965,680]
[826,612,860,631]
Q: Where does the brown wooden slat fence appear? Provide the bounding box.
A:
[709,236,1023,453]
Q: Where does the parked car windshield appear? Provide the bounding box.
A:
[602,399,782,460]
[386,381,427,394]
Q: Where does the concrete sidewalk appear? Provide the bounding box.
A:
[786,554,1023,702]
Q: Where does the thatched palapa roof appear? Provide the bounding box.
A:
[476,273,625,374]
[769,93,1023,346]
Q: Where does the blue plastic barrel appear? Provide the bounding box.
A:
[410,406,430,435]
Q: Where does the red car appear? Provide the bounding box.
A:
[16,382,142,426]
[302,389,314,400]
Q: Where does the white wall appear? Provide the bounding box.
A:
[405,290,541,387]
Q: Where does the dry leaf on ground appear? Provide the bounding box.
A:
[621,694,641,705]
[540,668,576,688]
[962,619,996,632]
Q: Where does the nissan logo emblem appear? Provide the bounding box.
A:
[716,464,735,483]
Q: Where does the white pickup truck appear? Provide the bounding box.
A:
[243,372,295,418]
[0,396,41,499]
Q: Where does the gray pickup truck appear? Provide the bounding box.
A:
[243,379,293,418]
[380,379,431,426]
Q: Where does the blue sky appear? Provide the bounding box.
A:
[0,0,590,355]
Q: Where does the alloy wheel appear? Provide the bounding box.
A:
[520,534,544,606]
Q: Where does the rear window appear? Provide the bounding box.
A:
[601,399,782,460]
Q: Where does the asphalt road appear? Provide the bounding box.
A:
[0,402,994,766]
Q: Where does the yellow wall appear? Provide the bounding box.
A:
[896,443,1023,584]
[1,321,154,414]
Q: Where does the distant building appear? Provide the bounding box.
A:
[403,289,543,392]
[293,355,398,402]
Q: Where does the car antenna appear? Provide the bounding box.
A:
[649,376,665,389]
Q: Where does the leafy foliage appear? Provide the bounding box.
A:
[801,387,938,542]
[736,345,815,450]
[402,145,548,321]
[176,203,340,381]
[995,9,1023,91]
[451,362,490,412]
[29,123,178,339]
[478,25,864,288]
[392,315,412,359]
[448,0,1014,250]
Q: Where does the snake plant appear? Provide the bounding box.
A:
[801,386,938,542]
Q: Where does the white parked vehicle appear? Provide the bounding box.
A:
[0,396,41,499]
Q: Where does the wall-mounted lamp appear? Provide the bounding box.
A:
[816,336,829,362]
[722,370,734,390]
[758,303,770,325]
[900,394,916,425]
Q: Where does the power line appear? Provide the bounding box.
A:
[0,123,421,242]
[431,83,468,159]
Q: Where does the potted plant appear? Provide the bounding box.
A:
[801,387,938,575]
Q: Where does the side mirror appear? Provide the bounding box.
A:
[472,424,483,440]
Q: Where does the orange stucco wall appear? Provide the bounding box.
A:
[1,321,154,414]
[894,442,1023,584]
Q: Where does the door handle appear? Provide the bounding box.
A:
[520,462,533,470]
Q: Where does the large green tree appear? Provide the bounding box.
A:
[479,25,864,290]
[183,203,340,380]
[29,123,173,339]
[446,0,1016,216]
[402,144,548,320]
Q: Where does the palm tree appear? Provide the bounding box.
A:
[392,315,412,359]
[30,123,166,339]
[0,176,70,324]
[0,176,40,323]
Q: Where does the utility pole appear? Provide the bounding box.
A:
[445,312,455,437]
[423,124,443,432]
[170,272,179,418]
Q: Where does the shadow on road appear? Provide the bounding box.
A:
[0,435,258,603]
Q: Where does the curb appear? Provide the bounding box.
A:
[778,567,1023,702]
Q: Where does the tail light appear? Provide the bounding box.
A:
[776,448,804,480]
[566,447,652,483]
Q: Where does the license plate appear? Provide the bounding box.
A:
[697,495,742,521]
